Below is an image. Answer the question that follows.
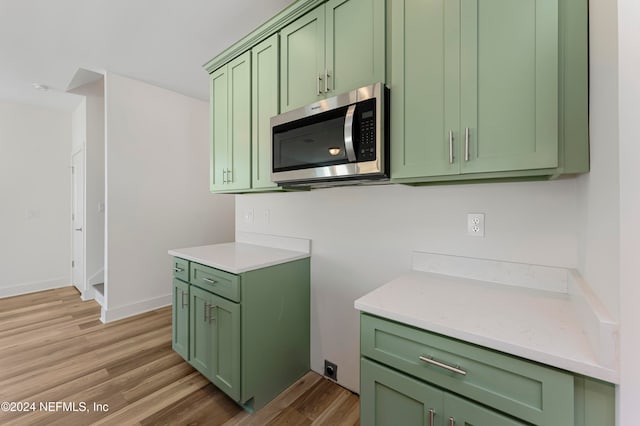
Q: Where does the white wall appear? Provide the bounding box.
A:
[0,101,72,297]
[70,78,106,298]
[577,0,620,320]
[84,79,106,289]
[236,179,579,392]
[617,0,640,422]
[103,73,235,322]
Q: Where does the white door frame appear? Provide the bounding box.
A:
[71,148,86,296]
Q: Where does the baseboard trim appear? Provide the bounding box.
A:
[0,277,69,298]
[100,294,171,323]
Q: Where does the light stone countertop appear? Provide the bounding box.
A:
[169,233,311,274]
[354,252,619,384]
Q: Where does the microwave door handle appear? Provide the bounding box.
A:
[344,104,357,162]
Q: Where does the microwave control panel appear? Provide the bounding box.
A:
[357,101,377,161]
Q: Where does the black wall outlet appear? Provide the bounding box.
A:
[324,360,338,381]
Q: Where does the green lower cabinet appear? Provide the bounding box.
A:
[361,357,443,426]
[173,256,310,412]
[444,393,525,426]
[209,293,241,402]
[361,358,524,426]
[189,285,214,378]
[360,313,615,426]
[188,285,241,402]
[171,279,189,360]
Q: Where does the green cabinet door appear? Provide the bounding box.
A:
[210,51,252,192]
[390,0,460,179]
[189,285,213,378]
[444,393,526,426]
[210,293,241,402]
[361,357,443,426]
[280,7,325,112]
[210,66,229,191]
[227,52,252,190]
[391,0,560,181]
[251,34,280,190]
[459,0,558,173]
[172,279,189,361]
[325,0,385,95]
[188,285,241,401]
[280,0,385,112]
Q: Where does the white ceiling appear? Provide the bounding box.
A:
[0,0,295,110]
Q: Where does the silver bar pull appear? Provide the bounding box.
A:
[203,303,209,322]
[465,127,470,161]
[202,277,217,285]
[317,74,322,96]
[222,169,227,184]
[75,227,83,231]
[428,409,435,426]
[208,305,216,323]
[181,291,188,308]
[324,69,331,93]
[419,355,467,376]
[173,267,184,273]
[449,417,455,426]
[449,130,454,164]
[344,104,357,162]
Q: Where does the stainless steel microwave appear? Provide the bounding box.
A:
[270,82,389,187]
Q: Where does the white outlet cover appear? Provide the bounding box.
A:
[467,213,485,237]
[244,209,254,224]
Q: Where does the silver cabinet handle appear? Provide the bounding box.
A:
[324,69,331,93]
[181,290,188,308]
[317,74,322,96]
[222,169,227,184]
[465,127,470,161]
[449,130,454,164]
[203,302,209,322]
[173,267,184,272]
[75,227,83,231]
[202,277,217,284]
[227,169,232,183]
[428,409,435,426]
[344,104,357,162]
[419,355,467,376]
[208,305,216,324]
[449,417,455,426]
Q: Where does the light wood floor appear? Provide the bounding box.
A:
[0,287,359,425]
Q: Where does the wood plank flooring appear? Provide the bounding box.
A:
[0,287,359,425]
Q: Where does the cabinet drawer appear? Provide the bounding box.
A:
[361,314,574,426]
[172,257,189,282]
[190,262,240,302]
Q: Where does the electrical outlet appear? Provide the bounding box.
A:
[244,208,254,224]
[324,360,338,381]
[467,213,485,237]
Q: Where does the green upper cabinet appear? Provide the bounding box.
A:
[280,0,385,112]
[325,0,386,95]
[210,51,252,192]
[459,0,558,174]
[391,0,586,183]
[389,0,459,179]
[251,34,280,190]
[280,7,325,112]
